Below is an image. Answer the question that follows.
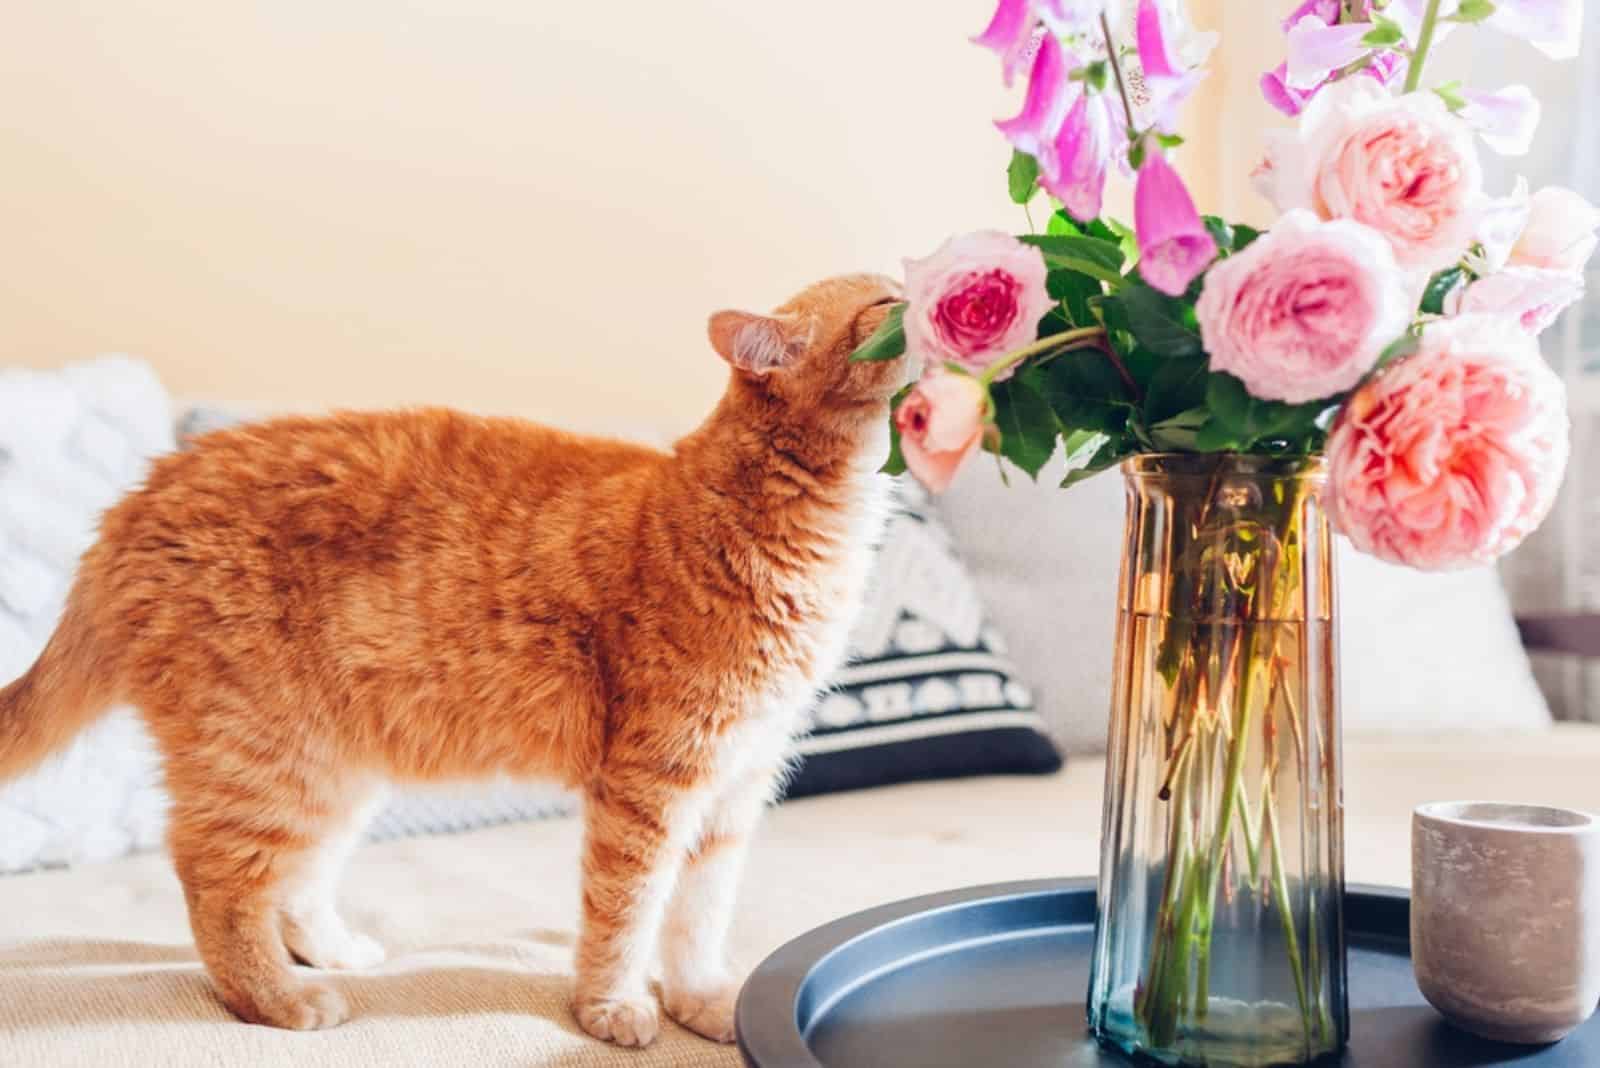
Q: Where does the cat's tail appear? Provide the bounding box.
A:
[0,598,118,783]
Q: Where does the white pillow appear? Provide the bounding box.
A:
[936,450,1551,755]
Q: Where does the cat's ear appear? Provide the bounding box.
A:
[707,311,813,375]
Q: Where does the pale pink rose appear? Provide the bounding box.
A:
[1263,79,1484,273]
[1326,315,1569,570]
[895,372,989,494]
[1196,210,1410,404]
[1509,185,1600,273]
[1447,266,1585,335]
[902,231,1051,378]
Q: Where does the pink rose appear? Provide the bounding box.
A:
[1447,266,1585,335]
[902,231,1051,378]
[1509,185,1600,273]
[1263,79,1484,273]
[895,372,989,494]
[1326,315,1569,570]
[1196,211,1410,404]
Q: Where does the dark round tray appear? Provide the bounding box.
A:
[736,877,1600,1067]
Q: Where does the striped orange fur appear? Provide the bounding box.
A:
[0,273,904,1045]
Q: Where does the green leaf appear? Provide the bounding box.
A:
[1205,372,1329,451]
[991,372,1060,479]
[1017,234,1127,285]
[1143,355,1209,424]
[1046,210,1083,236]
[1060,432,1133,488]
[1112,281,1203,358]
[881,386,911,474]
[1008,149,1040,205]
[1047,269,1103,328]
[1149,406,1210,451]
[1231,223,1263,252]
[1037,349,1135,435]
[1206,371,1255,433]
[1362,16,1404,46]
[1452,0,1495,22]
[1193,418,1245,452]
[1203,215,1235,254]
[848,303,906,362]
[1420,266,1465,315]
[1433,80,1468,112]
[1374,331,1421,371]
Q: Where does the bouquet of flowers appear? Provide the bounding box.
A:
[854,1,1589,1058]
[856,0,1584,574]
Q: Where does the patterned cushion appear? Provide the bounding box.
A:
[783,482,1060,797]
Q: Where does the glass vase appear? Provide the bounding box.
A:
[1087,454,1347,1067]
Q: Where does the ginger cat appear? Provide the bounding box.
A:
[0,274,904,1047]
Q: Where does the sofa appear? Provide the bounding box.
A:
[2,361,1598,1067]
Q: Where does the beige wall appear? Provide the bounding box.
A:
[3,2,1245,433]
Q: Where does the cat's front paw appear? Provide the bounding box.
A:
[663,981,740,1043]
[574,993,661,1047]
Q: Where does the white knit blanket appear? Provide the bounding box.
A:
[0,360,573,875]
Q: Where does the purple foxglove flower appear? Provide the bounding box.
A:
[1487,0,1582,60]
[1035,0,1110,33]
[1134,151,1218,296]
[1261,62,1320,117]
[1461,85,1541,157]
[1285,16,1374,90]
[1280,0,1343,31]
[974,0,1042,87]
[1135,0,1207,132]
[1042,88,1113,221]
[995,33,1072,176]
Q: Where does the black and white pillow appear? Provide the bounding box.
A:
[782,482,1062,799]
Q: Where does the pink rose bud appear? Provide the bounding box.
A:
[1509,185,1600,273]
[902,230,1052,378]
[895,372,989,495]
[1326,315,1570,571]
[1447,266,1585,336]
[1263,79,1484,274]
[1134,151,1218,297]
[1196,210,1411,404]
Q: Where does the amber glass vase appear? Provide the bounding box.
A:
[1086,454,1346,1067]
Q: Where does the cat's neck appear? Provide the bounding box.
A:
[669,377,890,543]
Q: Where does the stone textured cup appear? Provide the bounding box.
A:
[1412,801,1600,1044]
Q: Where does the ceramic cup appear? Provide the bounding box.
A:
[1412,801,1600,1044]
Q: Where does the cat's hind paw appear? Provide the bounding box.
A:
[663,981,739,1044]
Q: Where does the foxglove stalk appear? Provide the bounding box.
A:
[1460,85,1541,157]
[974,0,1042,86]
[995,33,1072,172]
[1134,150,1217,296]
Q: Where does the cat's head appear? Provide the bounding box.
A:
[706,273,908,416]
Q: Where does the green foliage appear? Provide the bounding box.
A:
[1008,150,1040,205]
[1060,430,1136,487]
[1017,233,1126,285]
[1143,355,1209,425]
[1362,16,1404,46]
[849,303,906,362]
[1200,373,1329,453]
[881,385,910,475]
[991,371,1059,479]
[1048,269,1102,328]
[1420,266,1466,315]
[1108,281,1203,357]
[1203,216,1263,257]
[1452,0,1496,23]
[1374,331,1421,371]
[1433,80,1468,112]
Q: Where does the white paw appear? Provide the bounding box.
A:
[285,917,387,971]
[575,993,661,1048]
[664,981,740,1043]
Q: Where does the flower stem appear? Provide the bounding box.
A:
[978,326,1105,385]
[1100,13,1138,134]
[1403,0,1443,93]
